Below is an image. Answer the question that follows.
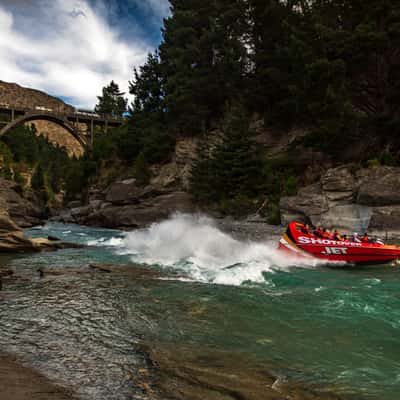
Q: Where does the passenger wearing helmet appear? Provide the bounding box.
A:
[361,233,370,243]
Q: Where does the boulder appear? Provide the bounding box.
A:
[321,166,356,192]
[357,166,400,206]
[369,206,400,230]
[280,184,328,226]
[0,177,44,227]
[86,191,195,229]
[150,162,181,188]
[104,180,165,206]
[321,166,355,204]
[320,204,372,233]
[280,165,400,237]
[105,181,142,205]
[0,213,21,232]
[0,230,82,253]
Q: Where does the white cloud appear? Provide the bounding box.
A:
[0,0,157,108]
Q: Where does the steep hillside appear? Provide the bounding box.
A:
[0,80,73,112]
[0,81,83,157]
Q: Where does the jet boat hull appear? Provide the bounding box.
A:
[279,222,400,264]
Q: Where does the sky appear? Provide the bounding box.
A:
[0,0,170,109]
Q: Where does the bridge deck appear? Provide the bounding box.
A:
[0,105,125,125]
[0,104,126,149]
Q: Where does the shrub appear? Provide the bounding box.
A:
[380,150,397,166]
[366,158,380,168]
[133,152,151,186]
[266,201,281,225]
[283,175,298,196]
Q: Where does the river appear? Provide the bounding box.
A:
[0,214,399,399]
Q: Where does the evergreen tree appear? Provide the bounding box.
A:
[212,102,262,201]
[95,80,128,117]
[133,152,151,186]
[31,162,48,204]
[160,0,222,132]
[130,52,165,117]
[189,136,215,203]
[31,163,46,191]
[190,102,263,213]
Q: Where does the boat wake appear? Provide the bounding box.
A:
[100,214,324,286]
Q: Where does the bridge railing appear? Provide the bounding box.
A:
[0,103,125,124]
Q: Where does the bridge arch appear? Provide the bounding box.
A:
[0,113,87,149]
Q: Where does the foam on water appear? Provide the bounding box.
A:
[106,213,323,286]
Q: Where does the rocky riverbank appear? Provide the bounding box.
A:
[0,176,82,254]
[53,163,400,241]
[280,165,400,239]
[0,177,44,228]
[0,213,82,254]
[53,137,198,229]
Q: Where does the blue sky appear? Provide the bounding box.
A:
[0,0,170,108]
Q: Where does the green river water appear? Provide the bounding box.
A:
[0,214,399,399]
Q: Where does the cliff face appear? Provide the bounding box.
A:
[0,81,83,157]
[280,165,400,239]
[55,137,198,229]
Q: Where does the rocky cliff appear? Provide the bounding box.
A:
[0,81,83,157]
[55,137,198,229]
[0,177,44,227]
[0,177,82,253]
[280,165,400,239]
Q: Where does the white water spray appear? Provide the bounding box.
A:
[107,214,322,286]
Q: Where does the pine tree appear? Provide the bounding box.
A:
[212,102,262,200]
[31,163,46,191]
[31,163,48,204]
[129,52,165,117]
[160,0,222,132]
[189,136,216,203]
[95,80,127,117]
[133,152,151,186]
[189,102,263,213]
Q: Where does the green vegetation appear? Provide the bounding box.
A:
[0,125,95,205]
[190,103,263,214]
[133,152,151,186]
[3,0,400,223]
[115,0,398,219]
[95,80,127,117]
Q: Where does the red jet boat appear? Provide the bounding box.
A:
[279,222,400,264]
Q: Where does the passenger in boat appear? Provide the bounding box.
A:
[323,229,335,240]
[352,233,361,243]
[301,224,311,234]
[333,229,344,241]
[361,233,369,243]
[342,234,349,242]
[313,226,323,237]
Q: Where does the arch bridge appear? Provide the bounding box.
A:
[0,104,125,151]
